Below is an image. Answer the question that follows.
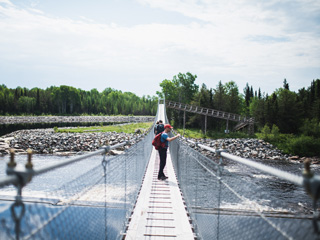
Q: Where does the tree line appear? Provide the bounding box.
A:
[2,74,319,138]
[0,85,157,116]
[157,73,320,138]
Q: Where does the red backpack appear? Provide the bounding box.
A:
[152,132,166,150]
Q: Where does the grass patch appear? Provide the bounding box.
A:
[55,122,153,134]
[175,128,204,139]
[175,128,251,139]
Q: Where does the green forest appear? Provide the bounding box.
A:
[0,85,157,116]
[158,73,320,134]
[1,73,320,156]
[157,73,320,156]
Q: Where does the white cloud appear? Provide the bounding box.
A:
[0,0,319,95]
[0,0,13,6]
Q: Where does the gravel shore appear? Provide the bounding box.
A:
[1,128,314,163]
[0,128,146,156]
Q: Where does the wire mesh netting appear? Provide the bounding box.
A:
[0,130,154,240]
[169,137,318,240]
[1,101,319,240]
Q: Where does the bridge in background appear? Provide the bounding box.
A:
[166,100,255,135]
[0,99,319,240]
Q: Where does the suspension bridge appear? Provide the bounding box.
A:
[166,100,255,135]
[0,100,319,239]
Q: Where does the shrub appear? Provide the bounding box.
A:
[271,124,280,136]
[261,124,271,140]
[287,136,320,157]
[300,118,320,138]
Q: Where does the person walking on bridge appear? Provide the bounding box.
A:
[155,120,164,135]
[158,124,180,180]
[154,121,159,134]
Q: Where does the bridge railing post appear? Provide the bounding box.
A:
[302,159,320,233]
[214,143,227,178]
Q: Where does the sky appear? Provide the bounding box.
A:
[0,0,319,97]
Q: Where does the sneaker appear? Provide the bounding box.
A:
[161,176,168,180]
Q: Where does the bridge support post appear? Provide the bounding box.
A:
[204,115,207,136]
[183,110,186,137]
[248,118,255,135]
[225,119,229,134]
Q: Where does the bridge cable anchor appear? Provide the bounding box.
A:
[25,149,33,169]
[8,148,17,168]
[6,148,34,240]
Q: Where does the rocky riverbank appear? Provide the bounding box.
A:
[184,137,288,159]
[0,128,146,156]
[0,116,154,125]
[182,137,315,163]
[1,128,315,163]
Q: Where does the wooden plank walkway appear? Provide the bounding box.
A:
[125,148,194,240]
[125,104,194,240]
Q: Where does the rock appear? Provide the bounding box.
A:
[251,150,258,157]
[0,143,9,149]
[109,150,124,155]
[0,116,154,125]
[0,128,138,155]
[289,156,299,160]
[3,137,14,142]
[135,128,142,134]
[55,152,77,156]
[14,149,27,154]
[244,147,251,152]
[184,137,291,161]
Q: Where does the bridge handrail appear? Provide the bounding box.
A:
[167,100,248,122]
[0,141,130,188]
[187,139,305,186]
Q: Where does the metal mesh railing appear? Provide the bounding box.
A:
[169,138,318,240]
[0,129,154,240]
[2,100,320,240]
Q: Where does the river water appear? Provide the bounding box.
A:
[223,157,320,211]
[172,142,320,240]
[0,153,130,239]
[0,153,319,239]
[196,158,320,239]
